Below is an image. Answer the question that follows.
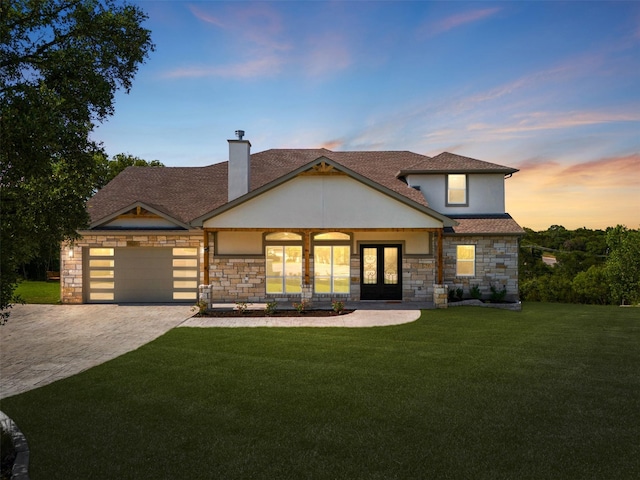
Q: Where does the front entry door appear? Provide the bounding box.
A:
[360,245,402,300]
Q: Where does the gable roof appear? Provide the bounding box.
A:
[398,152,519,176]
[88,149,435,226]
[89,201,192,229]
[87,148,521,235]
[191,155,455,227]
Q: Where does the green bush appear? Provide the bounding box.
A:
[572,265,611,305]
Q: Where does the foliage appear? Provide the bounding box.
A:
[95,152,164,188]
[331,300,345,314]
[605,226,640,305]
[191,299,208,315]
[489,284,507,303]
[572,266,611,305]
[0,0,154,316]
[470,284,482,300]
[520,225,639,305]
[264,301,278,315]
[235,302,250,313]
[2,304,639,479]
[292,299,310,313]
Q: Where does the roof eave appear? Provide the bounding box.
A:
[398,168,519,177]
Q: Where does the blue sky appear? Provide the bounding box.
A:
[94,1,640,230]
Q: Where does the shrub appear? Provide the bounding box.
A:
[292,299,310,313]
[573,265,612,305]
[490,284,507,303]
[332,300,345,314]
[264,301,278,315]
[470,284,482,300]
[235,302,251,313]
[191,300,208,315]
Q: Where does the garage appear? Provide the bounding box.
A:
[85,247,198,303]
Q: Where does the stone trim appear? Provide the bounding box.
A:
[0,410,30,480]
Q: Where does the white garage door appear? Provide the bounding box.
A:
[85,247,199,303]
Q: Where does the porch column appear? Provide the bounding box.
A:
[303,230,311,284]
[203,230,210,285]
[437,228,444,284]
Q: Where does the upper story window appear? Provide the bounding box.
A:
[446,174,468,206]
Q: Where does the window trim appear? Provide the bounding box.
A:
[265,244,303,295]
[446,174,469,207]
[313,244,351,294]
[265,232,304,295]
[456,244,476,277]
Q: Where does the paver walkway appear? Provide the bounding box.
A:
[0,304,192,399]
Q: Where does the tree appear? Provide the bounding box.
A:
[572,265,611,305]
[1,0,154,318]
[95,153,164,188]
[605,226,640,305]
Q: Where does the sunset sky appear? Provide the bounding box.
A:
[94,1,640,231]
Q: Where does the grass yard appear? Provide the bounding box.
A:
[1,303,639,479]
[13,281,60,304]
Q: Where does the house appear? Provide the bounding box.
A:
[61,132,524,307]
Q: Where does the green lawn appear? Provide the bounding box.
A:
[13,281,60,304]
[1,303,639,479]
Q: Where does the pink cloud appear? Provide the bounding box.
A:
[188,4,225,28]
[507,154,640,229]
[164,56,284,79]
[422,7,501,37]
[465,109,640,137]
[559,154,640,187]
[319,139,343,150]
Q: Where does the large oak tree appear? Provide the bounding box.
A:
[1,0,154,317]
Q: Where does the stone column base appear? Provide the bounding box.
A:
[433,284,448,309]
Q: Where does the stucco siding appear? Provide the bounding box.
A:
[204,176,443,229]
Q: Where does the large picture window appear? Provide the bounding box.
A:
[265,232,302,294]
[314,245,350,293]
[456,245,475,276]
[447,174,468,206]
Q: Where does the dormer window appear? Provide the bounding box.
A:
[446,174,468,206]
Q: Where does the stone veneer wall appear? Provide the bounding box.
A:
[202,250,437,305]
[60,233,204,304]
[443,235,520,302]
[403,256,436,302]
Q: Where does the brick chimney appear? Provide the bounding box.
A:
[228,130,251,202]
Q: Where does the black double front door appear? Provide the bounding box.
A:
[360,244,402,300]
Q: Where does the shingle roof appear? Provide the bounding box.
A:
[444,215,525,235]
[87,148,522,236]
[88,149,433,226]
[399,152,519,175]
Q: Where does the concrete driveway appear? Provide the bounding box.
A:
[0,304,192,399]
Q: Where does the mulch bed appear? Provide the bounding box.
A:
[197,309,354,317]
